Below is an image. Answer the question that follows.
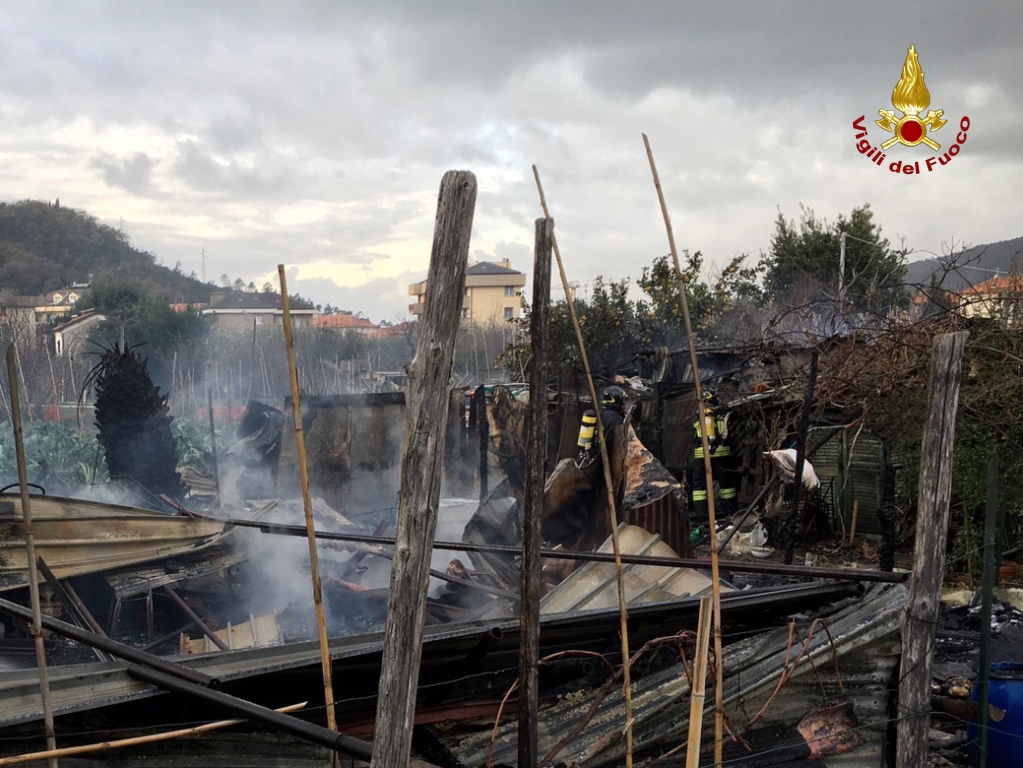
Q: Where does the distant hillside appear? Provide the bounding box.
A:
[905,235,1023,293]
[0,199,215,303]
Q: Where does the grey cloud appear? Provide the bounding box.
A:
[91,152,155,194]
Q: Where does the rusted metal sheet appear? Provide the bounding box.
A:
[447,582,906,768]
[0,495,227,592]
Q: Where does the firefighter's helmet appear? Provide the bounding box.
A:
[701,387,718,406]
[601,385,627,414]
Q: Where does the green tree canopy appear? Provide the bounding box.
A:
[759,204,909,312]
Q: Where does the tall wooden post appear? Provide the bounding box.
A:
[897,331,968,768]
[370,171,477,768]
[518,218,552,767]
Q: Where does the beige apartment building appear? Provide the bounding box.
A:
[408,260,526,322]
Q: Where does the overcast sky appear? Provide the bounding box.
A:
[1,1,1019,322]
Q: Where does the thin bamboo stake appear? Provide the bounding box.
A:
[13,343,33,423]
[685,596,712,768]
[642,132,725,768]
[0,702,307,766]
[533,165,635,768]
[278,265,338,743]
[6,345,58,768]
[44,344,59,420]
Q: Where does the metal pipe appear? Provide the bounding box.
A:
[125,664,373,761]
[0,594,219,688]
[161,585,229,652]
[977,454,998,767]
[196,516,908,584]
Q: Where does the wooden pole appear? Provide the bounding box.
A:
[642,133,725,767]
[783,349,819,565]
[848,500,859,545]
[207,388,221,507]
[6,344,58,767]
[370,170,477,768]
[277,265,338,741]
[685,596,712,768]
[533,165,636,768]
[518,217,552,768]
[0,703,307,766]
[897,331,968,768]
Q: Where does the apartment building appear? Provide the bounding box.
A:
[408,260,526,322]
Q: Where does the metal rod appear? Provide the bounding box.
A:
[192,513,909,583]
[977,454,998,768]
[161,585,229,652]
[0,594,219,688]
[278,264,338,737]
[126,664,373,761]
[6,344,58,766]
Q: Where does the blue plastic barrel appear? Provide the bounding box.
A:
[970,661,1023,767]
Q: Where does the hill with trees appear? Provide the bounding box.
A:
[0,199,215,303]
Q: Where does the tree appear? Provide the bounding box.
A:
[85,343,186,503]
[637,251,762,346]
[759,204,909,312]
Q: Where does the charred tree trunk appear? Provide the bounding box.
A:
[370,171,477,768]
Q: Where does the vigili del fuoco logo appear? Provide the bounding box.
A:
[852,44,970,175]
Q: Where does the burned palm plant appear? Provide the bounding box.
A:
[83,343,185,503]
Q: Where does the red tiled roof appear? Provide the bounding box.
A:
[312,314,378,330]
[960,275,1023,296]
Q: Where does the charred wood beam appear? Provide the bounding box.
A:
[161,585,230,652]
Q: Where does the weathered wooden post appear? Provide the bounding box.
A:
[518,217,552,767]
[370,171,477,768]
[897,331,968,768]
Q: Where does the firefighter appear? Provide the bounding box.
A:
[691,387,738,520]
[575,385,627,468]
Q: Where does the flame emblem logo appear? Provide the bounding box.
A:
[875,45,947,151]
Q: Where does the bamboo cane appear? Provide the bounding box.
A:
[642,133,725,767]
[277,266,338,745]
[849,500,859,545]
[0,703,307,766]
[6,345,58,768]
[685,596,712,768]
[533,166,635,768]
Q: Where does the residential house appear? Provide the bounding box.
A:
[408,260,526,323]
[201,292,318,333]
[956,275,1023,326]
[312,314,379,335]
[51,309,107,356]
[35,283,89,324]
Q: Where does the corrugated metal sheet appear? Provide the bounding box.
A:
[813,429,884,536]
[446,583,907,768]
[539,524,727,614]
